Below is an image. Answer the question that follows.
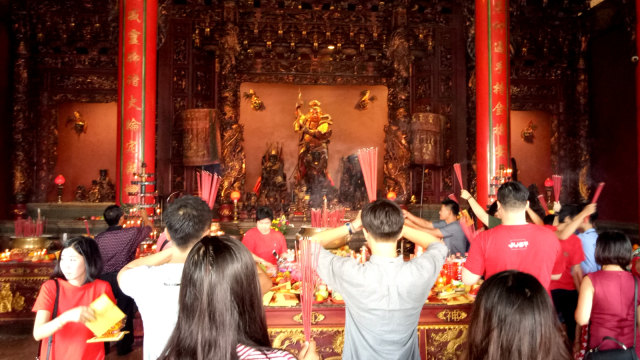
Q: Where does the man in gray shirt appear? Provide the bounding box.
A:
[403,199,468,255]
[314,199,447,360]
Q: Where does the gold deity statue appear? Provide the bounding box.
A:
[293,98,333,191]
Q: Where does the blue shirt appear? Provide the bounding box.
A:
[433,220,469,256]
[578,228,600,274]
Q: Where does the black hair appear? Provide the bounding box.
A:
[361,199,404,242]
[165,195,212,249]
[441,199,460,216]
[577,202,598,223]
[103,205,124,226]
[497,181,529,211]
[159,236,286,360]
[595,231,632,268]
[526,184,546,220]
[543,214,556,225]
[51,236,103,284]
[256,206,274,222]
[465,270,571,360]
[487,201,499,217]
[558,204,579,223]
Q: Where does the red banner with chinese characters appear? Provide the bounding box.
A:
[116,0,157,206]
[475,0,510,208]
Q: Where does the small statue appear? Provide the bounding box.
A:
[256,144,288,213]
[97,169,115,202]
[75,185,87,202]
[88,180,100,203]
[243,89,265,111]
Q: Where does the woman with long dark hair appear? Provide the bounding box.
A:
[575,231,640,356]
[33,236,115,360]
[464,270,571,360]
[159,236,317,360]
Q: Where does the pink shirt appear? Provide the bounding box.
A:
[242,228,287,265]
[464,223,563,290]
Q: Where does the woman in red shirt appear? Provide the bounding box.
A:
[33,236,115,360]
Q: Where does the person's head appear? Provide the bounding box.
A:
[558,204,579,224]
[595,231,632,268]
[439,199,460,220]
[465,270,570,360]
[103,205,124,226]
[164,195,212,249]
[497,181,529,213]
[361,199,404,242]
[255,206,274,235]
[577,202,598,230]
[160,236,271,360]
[52,236,103,285]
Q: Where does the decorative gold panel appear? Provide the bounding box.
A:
[421,325,468,360]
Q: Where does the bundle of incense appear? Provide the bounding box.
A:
[322,198,328,228]
[447,193,458,203]
[84,219,91,236]
[299,238,321,341]
[310,209,321,227]
[357,147,378,202]
[537,195,549,214]
[453,163,464,189]
[552,174,562,203]
[591,182,605,204]
[197,171,221,209]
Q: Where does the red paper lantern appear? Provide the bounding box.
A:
[386,191,397,201]
[230,190,241,202]
[544,177,553,188]
[54,174,66,185]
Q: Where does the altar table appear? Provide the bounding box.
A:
[266,302,472,360]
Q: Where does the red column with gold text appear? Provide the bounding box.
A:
[116,0,157,206]
[475,0,510,208]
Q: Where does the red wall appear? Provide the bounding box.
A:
[510,110,553,194]
[49,103,117,202]
[239,83,388,196]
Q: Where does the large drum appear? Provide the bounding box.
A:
[410,112,445,166]
[181,108,221,166]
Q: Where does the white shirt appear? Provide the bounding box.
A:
[119,263,184,360]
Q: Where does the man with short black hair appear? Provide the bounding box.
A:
[313,199,447,360]
[403,199,468,255]
[95,205,151,355]
[242,206,288,268]
[118,196,212,360]
[462,181,563,290]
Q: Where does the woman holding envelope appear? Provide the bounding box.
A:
[33,236,115,360]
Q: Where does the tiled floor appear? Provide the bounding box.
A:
[0,325,142,360]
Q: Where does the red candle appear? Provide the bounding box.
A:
[591,182,605,204]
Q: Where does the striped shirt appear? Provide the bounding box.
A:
[236,344,296,360]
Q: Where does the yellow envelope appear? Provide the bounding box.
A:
[84,294,126,337]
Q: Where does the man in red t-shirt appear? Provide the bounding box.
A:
[462,181,563,290]
[548,204,586,345]
[243,207,288,268]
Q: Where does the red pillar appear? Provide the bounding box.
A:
[116,0,157,206]
[475,0,510,208]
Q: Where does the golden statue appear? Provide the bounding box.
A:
[293,98,333,192]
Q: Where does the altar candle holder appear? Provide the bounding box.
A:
[230,190,241,223]
[54,174,66,203]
